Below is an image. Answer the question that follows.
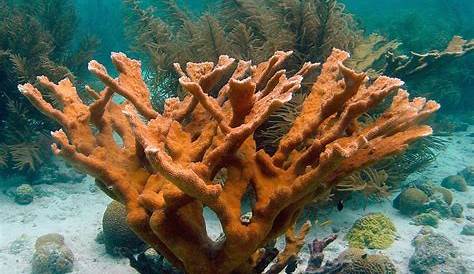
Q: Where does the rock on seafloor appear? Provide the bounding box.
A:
[461,224,474,236]
[31,233,74,274]
[409,227,467,274]
[14,184,34,205]
[459,166,474,186]
[441,175,468,192]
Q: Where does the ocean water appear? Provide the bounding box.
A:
[0,1,473,274]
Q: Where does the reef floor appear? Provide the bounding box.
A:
[0,121,473,274]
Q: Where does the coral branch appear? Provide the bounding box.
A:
[305,234,338,272]
[265,221,312,274]
[385,35,474,77]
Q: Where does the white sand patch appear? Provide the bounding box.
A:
[0,177,137,274]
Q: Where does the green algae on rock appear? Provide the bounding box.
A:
[411,212,440,228]
[346,213,396,249]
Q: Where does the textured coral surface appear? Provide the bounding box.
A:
[18,49,438,274]
[346,213,396,249]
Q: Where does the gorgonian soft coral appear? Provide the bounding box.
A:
[0,0,97,173]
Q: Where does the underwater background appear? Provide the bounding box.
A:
[0,0,473,273]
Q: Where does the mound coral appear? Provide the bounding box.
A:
[441,175,468,192]
[432,186,453,205]
[393,187,429,215]
[346,213,396,249]
[14,183,34,205]
[450,203,464,218]
[18,48,438,273]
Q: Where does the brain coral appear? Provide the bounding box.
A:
[410,227,467,273]
[338,248,397,274]
[102,200,147,256]
[346,213,396,249]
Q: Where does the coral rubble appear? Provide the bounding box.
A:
[18,48,438,273]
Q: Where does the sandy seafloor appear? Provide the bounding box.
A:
[0,123,473,274]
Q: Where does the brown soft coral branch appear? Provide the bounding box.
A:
[18,48,438,274]
[381,35,474,78]
[265,221,312,274]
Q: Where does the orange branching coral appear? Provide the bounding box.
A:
[18,48,438,274]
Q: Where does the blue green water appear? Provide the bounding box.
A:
[0,1,473,273]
